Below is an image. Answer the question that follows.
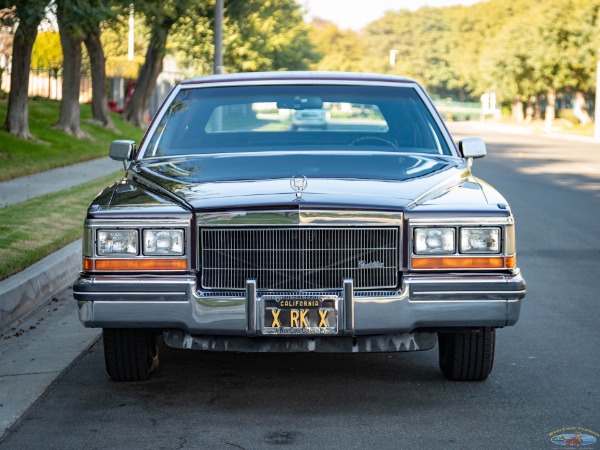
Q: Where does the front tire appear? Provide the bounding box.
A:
[103,328,160,382]
[438,328,495,381]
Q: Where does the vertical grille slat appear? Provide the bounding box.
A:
[200,227,399,290]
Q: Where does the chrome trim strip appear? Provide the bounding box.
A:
[246,279,257,335]
[413,290,527,296]
[76,291,185,296]
[85,219,191,227]
[405,270,521,284]
[408,217,514,225]
[196,210,403,226]
[410,300,508,304]
[344,279,354,334]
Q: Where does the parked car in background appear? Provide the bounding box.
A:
[74,72,526,382]
[291,107,328,130]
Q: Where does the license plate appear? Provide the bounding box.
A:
[261,295,338,335]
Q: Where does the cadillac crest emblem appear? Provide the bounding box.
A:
[290,176,308,198]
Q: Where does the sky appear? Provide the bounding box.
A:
[301,0,483,30]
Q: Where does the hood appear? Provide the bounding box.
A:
[127,151,489,211]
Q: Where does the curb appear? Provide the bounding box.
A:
[0,240,82,331]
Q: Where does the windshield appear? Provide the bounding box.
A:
[142,84,453,158]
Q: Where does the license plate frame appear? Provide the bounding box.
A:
[261,295,339,335]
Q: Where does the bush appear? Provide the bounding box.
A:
[557,109,579,125]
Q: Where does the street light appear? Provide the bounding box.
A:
[214,0,224,75]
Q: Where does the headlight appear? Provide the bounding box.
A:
[97,230,138,255]
[143,229,184,256]
[414,228,455,254]
[460,228,500,254]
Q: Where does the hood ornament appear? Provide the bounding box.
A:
[290,176,308,199]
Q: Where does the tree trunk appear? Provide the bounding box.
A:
[55,7,85,137]
[84,27,114,129]
[573,91,592,126]
[545,88,556,131]
[534,96,542,120]
[511,94,524,123]
[122,19,174,128]
[525,96,536,124]
[3,10,43,139]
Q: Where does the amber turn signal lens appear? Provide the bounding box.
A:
[412,256,506,270]
[83,258,94,270]
[93,259,187,271]
[505,255,517,269]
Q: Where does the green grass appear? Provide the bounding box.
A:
[0,172,122,281]
[0,98,145,182]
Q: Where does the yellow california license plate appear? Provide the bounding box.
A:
[261,295,338,335]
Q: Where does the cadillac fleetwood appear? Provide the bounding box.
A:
[74,72,526,382]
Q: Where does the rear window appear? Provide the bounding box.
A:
[143,84,452,158]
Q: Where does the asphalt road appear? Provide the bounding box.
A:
[1,125,599,449]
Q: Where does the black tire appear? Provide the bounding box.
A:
[103,328,160,382]
[438,328,495,381]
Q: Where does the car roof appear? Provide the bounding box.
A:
[180,71,418,86]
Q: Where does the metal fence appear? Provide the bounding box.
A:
[29,68,92,103]
[0,68,93,103]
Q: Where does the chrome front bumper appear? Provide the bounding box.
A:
[74,270,525,344]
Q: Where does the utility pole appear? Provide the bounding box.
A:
[213,0,224,75]
[128,3,134,61]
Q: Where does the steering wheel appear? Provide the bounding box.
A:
[350,136,399,150]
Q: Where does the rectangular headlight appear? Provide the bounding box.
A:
[414,228,455,254]
[143,229,184,256]
[97,230,138,256]
[460,227,500,254]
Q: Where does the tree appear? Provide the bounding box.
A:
[55,0,117,136]
[522,0,600,128]
[170,0,318,76]
[122,0,193,127]
[54,0,85,136]
[121,0,317,128]
[482,13,538,122]
[84,22,113,128]
[31,31,62,69]
[362,8,459,97]
[224,0,318,72]
[1,0,49,140]
[309,18,363,72]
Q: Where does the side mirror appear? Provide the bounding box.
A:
[459,137,486,159]
[109,140,136,161]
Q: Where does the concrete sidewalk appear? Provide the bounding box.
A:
[0,157,122,208]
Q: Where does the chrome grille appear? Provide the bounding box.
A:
[200,227,399,290]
